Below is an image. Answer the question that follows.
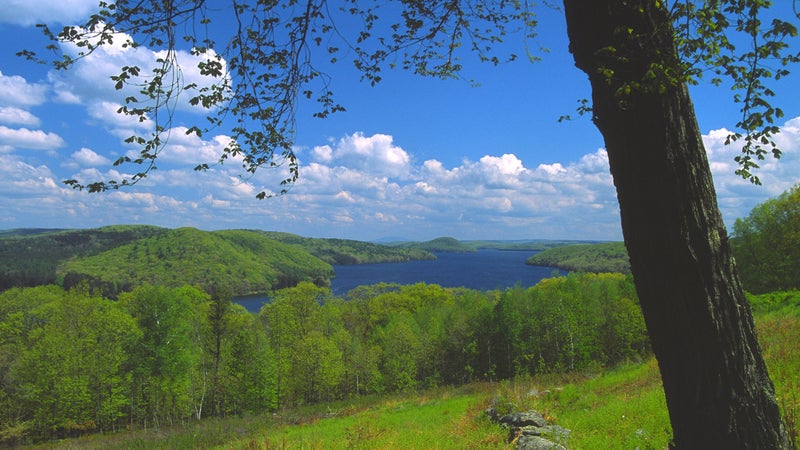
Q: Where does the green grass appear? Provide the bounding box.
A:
[543,362,671,449]
[483,360,670,449]
[757,312,800,448]
[224,388,508,449]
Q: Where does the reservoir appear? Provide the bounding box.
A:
[235,249,564,313]
[330,249,563,295]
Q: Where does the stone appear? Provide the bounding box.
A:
[515,435,567,450]
[484,403,572,449]
[498,411,548,428]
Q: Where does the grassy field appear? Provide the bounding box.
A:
[30,313,798,449]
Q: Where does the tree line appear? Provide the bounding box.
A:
[0,273,648,444]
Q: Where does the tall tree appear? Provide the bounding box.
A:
[119,285,205,427]
[26,0,799,446]
[205,284,234,417]
[562,1,789,447]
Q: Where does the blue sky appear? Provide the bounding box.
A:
[0,1,798,241]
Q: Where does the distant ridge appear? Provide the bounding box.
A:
[395,236,476,253]
[0,228,70,238]
[372,236,412,244]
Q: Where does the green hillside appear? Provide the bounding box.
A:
[258,231,436,264]
[59,228,333,297]
[527,241,631,273]
[398,236,476,252]
[0,225,167,290]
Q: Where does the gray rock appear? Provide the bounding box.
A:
[513,424,571,440]
[515,435,567,450]
[485,406,571,449]
[499,411,547,428]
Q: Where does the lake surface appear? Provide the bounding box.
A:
[234,249,564,313]
[331,249,563,295]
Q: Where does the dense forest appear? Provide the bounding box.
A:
[526,242,631,274]
[0,274,650,443]
[59,228,334,298]
[257,231,435,264]
[394,236,477,253]
[0,225,167,290]
[731,184,800,294]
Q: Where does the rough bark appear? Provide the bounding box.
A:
[561,1,788,448]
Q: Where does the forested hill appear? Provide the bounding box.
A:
[59,228,333,297]
[395,236,477,252]
[0,225,167,290]
[526,242,631,274]
[0,226,436,294]
[258,231,435,264]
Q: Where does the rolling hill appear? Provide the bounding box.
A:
[59,228,334,297]
[526,241,631,273]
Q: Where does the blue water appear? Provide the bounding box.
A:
[331,249,563,295]
[234,249,563,313]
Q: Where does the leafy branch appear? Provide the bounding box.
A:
[22,0,534,199]
[672,0,799,184]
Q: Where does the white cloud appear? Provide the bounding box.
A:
[705,116,800,225]
[87,101,152,131]
[71,147,111,167]
[280,132,619,239]
[157,128,231,165]
[0,126,64,151]
[0,154,57,191]
[0,71,47,107]
[310,132,411,178]
[480,154,526,176]
[3,117,799,241]
[0,107,41,127]
[2,0,98,26]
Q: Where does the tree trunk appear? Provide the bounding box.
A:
[562,1,788,448]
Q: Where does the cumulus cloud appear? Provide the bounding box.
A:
[0,126,64,151]
[705,116,800,225]
[2,0,98,26]
[0,107,41,127]
[70,147,111,167]
[87,101,153,131]
[310,132,412,178]
[290,132,619,239]
[3,116,799,241]
[0,71,47,107]
[157,128,232,165]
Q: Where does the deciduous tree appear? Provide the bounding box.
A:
[563,2,791,446]
[119,285,205,427]
[732,183,800,293]
[16,288,139,437]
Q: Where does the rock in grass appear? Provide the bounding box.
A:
[498,411,547,428]
[515,434,567,450]
[485,404,571,449]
